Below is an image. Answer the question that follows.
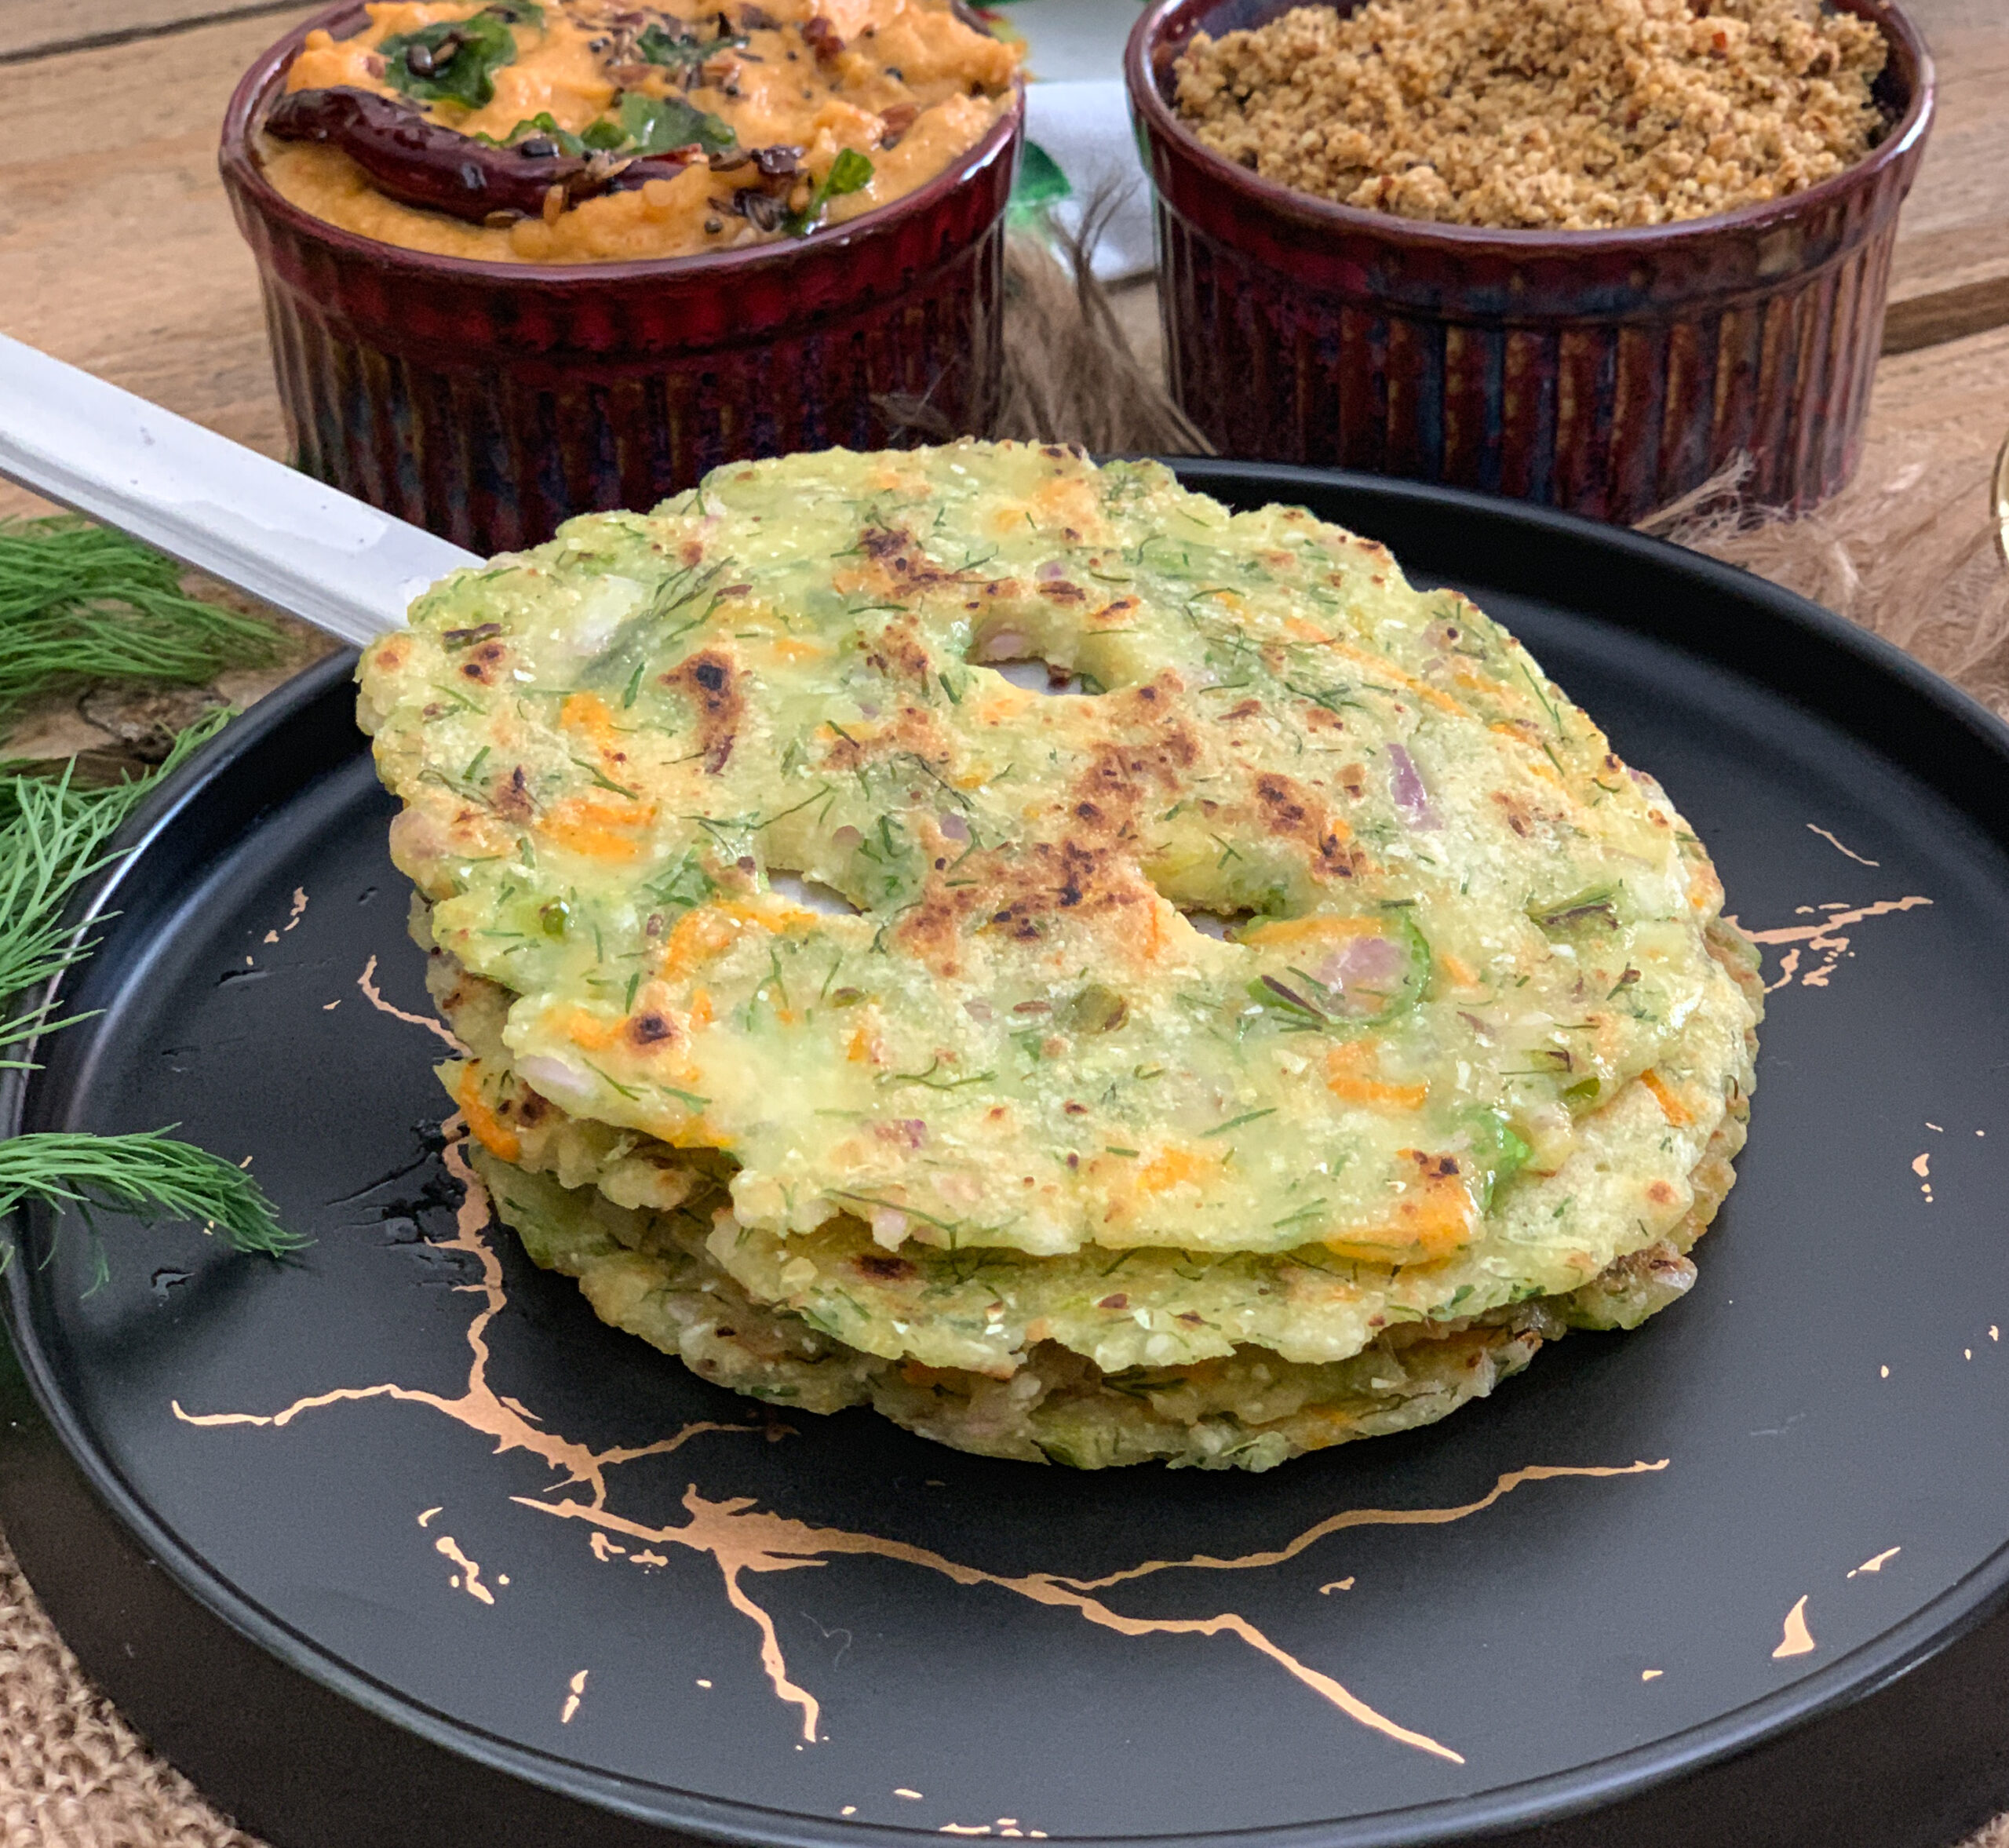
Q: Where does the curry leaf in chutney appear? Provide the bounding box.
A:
[482,110,585,155]
[382,9,521,111]
[787,148,873,235]
[637,20,747,66]
[618,90,736,157]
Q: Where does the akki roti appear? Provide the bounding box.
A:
[356,440,1763,1469]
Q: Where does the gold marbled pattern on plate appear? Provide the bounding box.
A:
[166,968,1683,1770]
[162,854,1947,1793]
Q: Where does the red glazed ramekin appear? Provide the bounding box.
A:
[1125,0,1933,523]
[221,5,1023,553]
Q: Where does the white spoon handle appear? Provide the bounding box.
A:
[0,334,479,647]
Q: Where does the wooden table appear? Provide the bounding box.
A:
[1,0,2007,525]
[1,5,2008,1844]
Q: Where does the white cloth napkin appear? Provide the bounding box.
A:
[1000,0,1157,281]
[1023,81,1155,281]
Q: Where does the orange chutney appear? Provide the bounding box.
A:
[262,0,1019,262]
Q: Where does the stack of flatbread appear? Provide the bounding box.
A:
[359,442,1761,1470]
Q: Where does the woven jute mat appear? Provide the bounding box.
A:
[5,238,2009,1848]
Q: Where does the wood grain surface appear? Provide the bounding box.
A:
[0,0,308,64]
[1883,0,2009,352]
[0,0,2001,498]
[0,7,2006,1848]
[0,6,318,530]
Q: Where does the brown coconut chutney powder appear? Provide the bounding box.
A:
[1172,0,1887,230]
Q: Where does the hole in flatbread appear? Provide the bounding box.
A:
[1150,858,1294,939]
[1180,909,1252,941]
[972,623,1103,696]
[989,657,1101,698]
[767,871,860,915]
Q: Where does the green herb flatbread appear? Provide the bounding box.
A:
[362,441,1763,1467]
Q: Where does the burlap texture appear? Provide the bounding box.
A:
[4,235,2008,1846]
[0,1533,254,1848]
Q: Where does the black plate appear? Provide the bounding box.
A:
[6,464,2009,1848]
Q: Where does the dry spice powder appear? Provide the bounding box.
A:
[1173,0,1887,230]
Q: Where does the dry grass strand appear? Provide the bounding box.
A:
[1646,444,2009,718]
[990,207,1212,457]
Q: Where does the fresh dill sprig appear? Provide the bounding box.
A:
[0,516,281,726]
[0,710,230,1063]
[0,1131,304,1290]
[0,705,307,1276]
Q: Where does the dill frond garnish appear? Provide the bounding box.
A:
[0,711,230,1064]
[0,1132,304,1274]
[0,694,305,1276]
[0,516,281,726]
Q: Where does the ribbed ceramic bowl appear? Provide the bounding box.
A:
[221,4,1023,553]
[1126,0,1933,523]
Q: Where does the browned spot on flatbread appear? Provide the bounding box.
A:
[818,703,953,775]
[664,649,743,774]
[854,1252,918,1281]
[1071,686,1198,823]
[1252,771,1362,880]
[849,527,978,606]
[982,840,1159,942]
[895,823,1158,975]
[1120,671,1184,713]
[894,855,991,976]
[493,764,535,822]
[899,682,1205,972]
[1495,792,1534,837]
[1595,1238,1693,1296]
[458,640,508,684]
[859,612,937,685]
